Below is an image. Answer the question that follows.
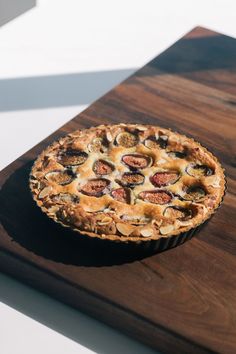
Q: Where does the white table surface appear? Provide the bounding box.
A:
[0,1,235,353]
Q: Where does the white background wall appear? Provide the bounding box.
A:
[0,1,235,353]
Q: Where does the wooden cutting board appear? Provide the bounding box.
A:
[0,27,236,354]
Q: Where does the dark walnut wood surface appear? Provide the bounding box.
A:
[0,27,236,353]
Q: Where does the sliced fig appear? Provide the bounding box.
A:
[93,159,114,175]
[167,151,187,159]
[158,134,168,149]
[119,172,144,187]
[163,206,192,221]
[80,178,110,197]
[88,137,108,153]
[122,154,152,170]
[144,136,159,149]
[58,149,88,166]
[144,135,168,149]
[115,131,139,147]
[186,164,213,178]
[45,170,75,185]
[139,190,172,204]
[111,187,131,203]
[150,171,179,187]
[144,135,159,149]
[52,193,79,204]
[183,185,206,202]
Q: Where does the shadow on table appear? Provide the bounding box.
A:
[0,272,158,354]
[0,163,159,354]
[0,68,136,111]
[0,161,158,266]
[0,0,36,27]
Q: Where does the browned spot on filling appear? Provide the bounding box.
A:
[150,171,179,187]
[119,172,144,187]
[183,185,206,201]
[122,154,151,169]
[186,164,213,178]
[42,156,50,168]
[111,187,131,203]
[45,170,75,185]
[163,206,192,221]
[58,149,88,166]
[139,190,172,204]
[116,131,139,147]
[80,178,110,196]
[93,159,114,175]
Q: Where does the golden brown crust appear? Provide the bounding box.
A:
[29,124,226,243]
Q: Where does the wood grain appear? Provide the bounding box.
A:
[0,26,236,353]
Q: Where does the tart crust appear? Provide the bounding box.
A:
[29,124,226,243]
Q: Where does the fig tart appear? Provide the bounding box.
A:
[30,124,225,250]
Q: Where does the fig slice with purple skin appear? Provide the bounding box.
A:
[80,178,110,197]
[163,206,192,221]
[122,154,152,170]
[111,187,131,203]
[158,134,168,149]
[115,131,139,147]
[144,136,159,149]
[118,172,145,187]
[45,169,75,185]
[150,171,179,187]
[139,190,172,205]
[186,164,213,178]
[88,137,108,153]
[144,135,168,149]
[93,159,114,175]
[167,151,187,159]
[183,185,206,202]
[58,149,88,166]
[52,193,80,204]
